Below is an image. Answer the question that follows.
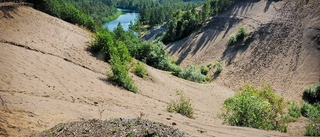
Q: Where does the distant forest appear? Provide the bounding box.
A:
[17,0,237,41]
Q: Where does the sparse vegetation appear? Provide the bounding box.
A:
[305,115,320,136]
[220,84,288,132]
[200,65,209,75]
[109,41,138,93]
[288,102,301,118]
[302,102,320,136]
[227,26,249,46]
[91,24,209,93]
[301,82,320,136]
[176,65,208,83]
[302,82,320,104]
[167,91,194,118]
[281,102,301,123]
[227,35,236,45]
[215,61,223,74]
[131,61,148,78]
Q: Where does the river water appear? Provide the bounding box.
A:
[102,8,139,31]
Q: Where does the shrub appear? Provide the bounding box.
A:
[303,82,320,104]
[221,84,287,132]
[134,42,174,71]
[227,35,236,45]
[300,82,320,136]
[200,65,209,75]
[301,102,320,118]
[227,26,249,46]
[132,62,148,78]
[305,118,320,136]
[178,65,208,83]
[109,41,138,93]
[215,61,223,74]
[281,102,301,123]
[303,102,320,136]
[236,26,248,41]
[167,91,194,118]
[288,102,301,118]
[257,85,285,116]
[91,31,114,60]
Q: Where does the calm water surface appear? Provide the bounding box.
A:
[103,8,139,31]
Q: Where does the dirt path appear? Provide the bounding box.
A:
[0,2,292,137]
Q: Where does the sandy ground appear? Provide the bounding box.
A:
[0,2,296,137]
[167,0,320,102]
[0,2,297,137]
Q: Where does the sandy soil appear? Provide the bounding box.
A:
[167,0,320,102]
[0,2,300,137]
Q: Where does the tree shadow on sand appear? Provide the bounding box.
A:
[221,36,252,66]
[0,2,33,19]
[0,5,17,18]
[165,0,258,65]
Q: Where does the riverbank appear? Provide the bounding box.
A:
[101,10,123,23]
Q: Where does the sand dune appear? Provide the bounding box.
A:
[0,1,312,136]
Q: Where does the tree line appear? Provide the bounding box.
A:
[162,0,238,43]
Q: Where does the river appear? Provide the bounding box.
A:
[102,8,139,31]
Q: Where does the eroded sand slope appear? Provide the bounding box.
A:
[0,2,293,137]
[167,0,320,101]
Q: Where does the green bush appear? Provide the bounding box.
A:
[227,35,236,45]
[200,65,209,75]
[221,84,287,132]
[227,26,249,46]
[178,65,208,83]
[167,91,194,118]
[281,102,301,123]
[215,61,223,74]
[288,102,301,118]
[301,102,320,118]
[132,62,148,78]
[109,41,138,93]
[257,85,285,116]
[133,42,176,71]
[305,119,320,136]
[91,31,114,59]
[303,82,320,104]
[35,0,95,31]
[236,26,248,41]
[303,102,320,136]
[301,82,320,136]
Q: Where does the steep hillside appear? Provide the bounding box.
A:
[167,0,320,100]
[0,2,291,137]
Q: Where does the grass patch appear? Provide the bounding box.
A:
[167,91,194,118]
